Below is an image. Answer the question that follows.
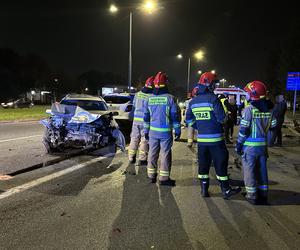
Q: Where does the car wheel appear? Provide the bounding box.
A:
[43,130,57,154]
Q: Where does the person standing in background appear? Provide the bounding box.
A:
[269,94,287,146]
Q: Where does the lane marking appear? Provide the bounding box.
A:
[0,153,115,200]
[0,135,41,143]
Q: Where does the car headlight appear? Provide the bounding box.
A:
[1,103,4,105]
[7,102,14,105]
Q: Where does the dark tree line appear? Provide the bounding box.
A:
[263,16,300,100]
[0,48,127,102]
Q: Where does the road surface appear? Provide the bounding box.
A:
[0,122,58,175]
[0,126,299,249]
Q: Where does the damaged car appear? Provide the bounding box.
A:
[40,95,125,154]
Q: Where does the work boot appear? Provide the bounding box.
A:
[159,179,176,186]
[148,174,157,184]
[246,197,258,205]
[129,155,136,164]
[200,179,210,197]
[138,160,147,166]
[257,190,268,205]
[220,180,241,199]
[222,187,241,199]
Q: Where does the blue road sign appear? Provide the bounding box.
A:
[287,72,300,91]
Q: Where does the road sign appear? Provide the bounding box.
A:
[287,72,300,116]
[287,72,300,91]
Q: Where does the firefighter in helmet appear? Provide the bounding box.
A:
[128,76,154,165]
[236,81,277,205]
[144,72,181,186]
[185,72,241,199]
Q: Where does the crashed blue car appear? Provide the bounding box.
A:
[40,103,125,154]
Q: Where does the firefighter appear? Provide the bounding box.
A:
[186,85,199,147]
[186,72,241,199]
[128,76,154,165]
[236,81,277,205]
[144,72,181,186]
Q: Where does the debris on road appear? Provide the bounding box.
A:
[112,228,121,234]
[0,175,13,180]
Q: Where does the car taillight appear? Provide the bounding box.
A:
[125,105,133,112]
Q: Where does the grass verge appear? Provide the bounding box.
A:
[0,105,50,122]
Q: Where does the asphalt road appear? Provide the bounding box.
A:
[0,126,300,249]
[0,120,131,175]
[0,122,56,175]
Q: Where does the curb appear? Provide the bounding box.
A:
[0,119,42,125]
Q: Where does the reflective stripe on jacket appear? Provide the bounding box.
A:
[185,90,226,145]
[237,105,277,155]
[220,98,228,114]
[144,93,181,139]
[133,91,151,124]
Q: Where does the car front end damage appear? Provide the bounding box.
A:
[40,103,125,154]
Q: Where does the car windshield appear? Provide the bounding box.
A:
[60,99,108,111]
[104,96,131,104]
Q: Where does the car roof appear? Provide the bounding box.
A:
[214,88,247,94]
[104,93,132,97]
[62,94,105,102]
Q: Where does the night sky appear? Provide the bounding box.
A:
[0,0,297,89]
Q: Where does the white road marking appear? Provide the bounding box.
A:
[0,153,116,200]
[0,135,41,143]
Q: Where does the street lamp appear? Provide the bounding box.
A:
[109,4,118,13]
[177,53,183,59]
[220,78,227,87]
[211,70,216,74]
[140,0,158,14]
[109,1,159,90]
[197,70,202,75]
[177,50,205,95]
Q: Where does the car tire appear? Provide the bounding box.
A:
[43,130,57,154]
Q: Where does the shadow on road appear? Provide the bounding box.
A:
[204,198,270,249]
[108,164,195,250]
[33,146,123,197]
[254,204,300,248]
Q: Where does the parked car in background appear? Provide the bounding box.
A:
[1,98,34,109]
[103,93,134,121]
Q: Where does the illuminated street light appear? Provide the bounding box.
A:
[109,4,118,13]
[85,88,89,92]
[211,70,216,74]
[177,53,183,59]
[194,50,204,61]
[109,1,160,90]
[141,1,158,14]
[176,50,205,95]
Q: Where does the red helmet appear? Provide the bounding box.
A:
[244,81,267,101]
[154,72,168,88]
[145,76,154,88]
[198,72,218,86]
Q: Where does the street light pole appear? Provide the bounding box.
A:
[128,12,133,90]
[187,57,191,94]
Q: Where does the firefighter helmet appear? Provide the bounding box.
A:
[145,76,154,88]
[244,81,267,100]
[198,72,218,86]
[154,72,168,88]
